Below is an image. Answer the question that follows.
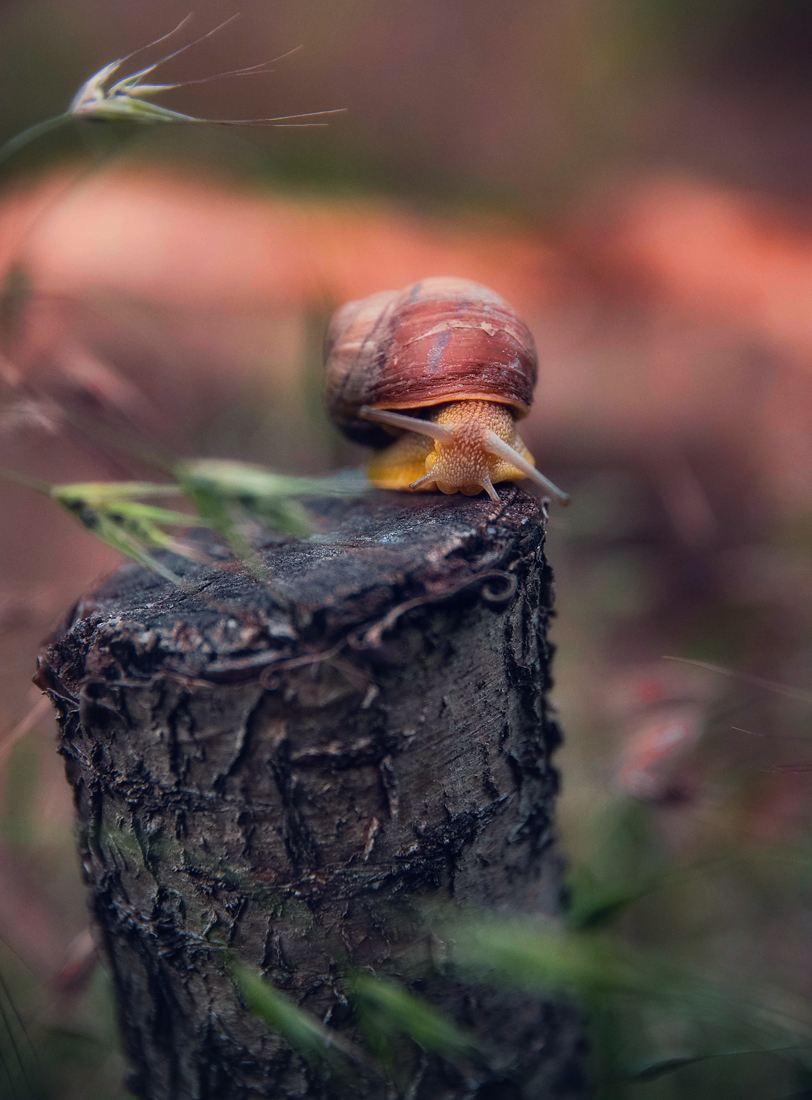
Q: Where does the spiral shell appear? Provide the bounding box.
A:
[324,277,537,446]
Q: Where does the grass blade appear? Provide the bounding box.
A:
[233,963,366,1071]
[350,972,486,1069]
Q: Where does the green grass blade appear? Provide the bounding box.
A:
[350,972,486,1068]
[51,481,182,503]
[233,963,367,1072]
[234,965,337,1063]
[447,919,641,996]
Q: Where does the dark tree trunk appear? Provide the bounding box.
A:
[36,487,583,1099]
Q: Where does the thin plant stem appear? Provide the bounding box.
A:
[0,114,72,172]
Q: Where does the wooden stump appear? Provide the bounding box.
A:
[36,487,583,1099]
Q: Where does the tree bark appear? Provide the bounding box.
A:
[36,487,583,1099]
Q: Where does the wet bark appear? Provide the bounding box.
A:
[36,487,583,1099]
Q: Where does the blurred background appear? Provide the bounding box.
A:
[0,0,810,1096]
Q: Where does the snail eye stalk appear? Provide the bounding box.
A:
[359,406,455,443]
[484,431,570,505]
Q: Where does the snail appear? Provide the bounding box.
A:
[324,277,569,504]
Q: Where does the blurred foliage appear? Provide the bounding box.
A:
[350,971,485,1074]
[622,0,768,49]
[0,944,129,1100]
[1,0,808,213]
[219,807,812,1098]
[0,462,368,588]
[233,963,358,1074]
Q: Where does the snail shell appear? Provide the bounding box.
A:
[324,277,537,447]
[323,277,568,504]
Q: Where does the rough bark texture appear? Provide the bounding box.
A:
[37,487,583,1100]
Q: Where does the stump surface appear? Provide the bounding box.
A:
[37,487,583,1099]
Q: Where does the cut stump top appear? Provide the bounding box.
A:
[38,487,546,690]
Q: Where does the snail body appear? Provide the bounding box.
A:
[324,277,568,504]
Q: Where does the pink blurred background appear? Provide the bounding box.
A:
[0,2,811,1095]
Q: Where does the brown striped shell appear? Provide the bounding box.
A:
[324,277,538,446]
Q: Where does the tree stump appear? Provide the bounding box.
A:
[36,487,583,1099]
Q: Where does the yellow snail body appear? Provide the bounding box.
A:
[324,277,569,504]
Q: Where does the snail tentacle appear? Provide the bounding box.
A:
[358,406,455,443]
[480,475,500,503]
[408,469,439,491]
[484,431,570,505]
[408,468,499,502]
